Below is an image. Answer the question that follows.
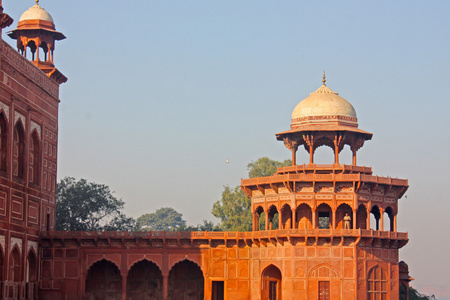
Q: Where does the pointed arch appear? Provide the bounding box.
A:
[296,203,313,229]
[29,130,40,185]
[168,259,204,300]
[280,203,292,229]
[13,121,25,179]
[0,112,7,173]
[267,205,279,230]
[255,206,265,231]
[26,249,37,282]
[356,204,368,229]
[261,264,282,300]
[127,259,163,300]
[316,203,332,229]
[9,246,21,282]
[85,259,122,300]
[335,203,352,229]
[370,206,381,230]
[384,206,395,231]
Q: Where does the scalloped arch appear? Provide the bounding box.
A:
[168,257,204,275]
[308,263,340,278]
[86,258,120,273]
[128,258,162,274]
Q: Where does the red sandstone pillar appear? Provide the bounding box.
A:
[292,210,296,230]
[394,214,397,232]
[380,208,384,231]
[121,274,127,300]
[278,213,282,230]
[334,144,339,165]
[292,148,296,166]
[332,209,336,229]
[312,209,316,229]
[353,210,357,230]
[366,208,370,230]
[265,212,269,230]
[163,274,169,300]
[352,149,357,166]
[309,145,314,165]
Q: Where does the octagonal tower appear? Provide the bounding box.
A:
[241,74,409,299]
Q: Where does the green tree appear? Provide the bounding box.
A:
[180,220,221,231]
[137,207,186,231]
[56,177,136,231]
[247,157,292,178]
[212,157,291,231]
[408,287,436,300]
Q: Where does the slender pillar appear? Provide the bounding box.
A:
[163,274,169,300]
[292,148,296,166]
[309,145,314,164]
[252,213,256,231]
[312,209,316,229]
[352,149,357,166]
[380,208,384,231]
[353,210,357,230]
[121,274,127,300]
[366,208,370,230]
[278,212,282,230]
[265,212,269,231]
[292,210,296,230]
[394,214,397,232]
[332,209,336,229]
[334,144,339,165]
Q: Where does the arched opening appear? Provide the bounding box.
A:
[39,43,48,62]
[27,40,37,61]
[335,203,352,229]
[0,112,7,173]
[339,145,353,165]
[280,204,292,229]
[255,206,264,231]
[9,247,21,282]
[261,265,282,300]
[168,260,204,300]
[370,206,381,230]
[127,260,162,300]
[316,203,332,229]
[356,204,368,229]
[26,251,37,299]
[85,259,122,300]
[313,144,334,165]
[296,203,312,229]
[13,122,25,179]
[367,265,388,300]
[267,206,279,230]
[29,131,40,185]
[384,207,394,231]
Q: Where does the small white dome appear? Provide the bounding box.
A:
[291,84,357,128]
[19,4,54,23]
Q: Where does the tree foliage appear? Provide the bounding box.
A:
[408,287,436,300]
[180,220,221,231]
[137,207,186,231]
[212,157,291,231]
[56,177,136,231]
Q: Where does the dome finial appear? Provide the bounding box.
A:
[35,0,39,4]
[322,71,326,86]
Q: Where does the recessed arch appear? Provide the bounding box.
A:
[384,206,395,231]
[261,264,282,300]
[168,259,204,300]
[296,203,313,229]
[267,205,279,230]
[85,259,122,300]
[356,204,368,229]
[9,246,21,282]
[255,206,265,231]
[313,143,335,164]
[370,206,381,230]
[13,121,25,179]
[29,130,40,185]
[335,203,352,229]
[0,112,7,173]
[280,203,293,229]
[127,259,162,300]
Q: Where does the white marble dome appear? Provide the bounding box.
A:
[19,3,54,23]
[291,83,357,128]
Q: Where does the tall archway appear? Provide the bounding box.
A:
[29,131,40,185]
[168,260,204,300]
[85,259,122,300]
[356,204,368,229]
[367,265,388,300]
[296,203,312,229]
[0,112,7,173]
[127,260,162,299]
[13,122,25,179]
[26,250,37,299]
[335,203,352,229]
[255,206,264,231]
[261,264,282,300]
[9,247,21,283]
[280,204,292,229]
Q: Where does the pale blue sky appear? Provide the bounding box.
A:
[4,0,450,295]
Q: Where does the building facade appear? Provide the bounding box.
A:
[0,2,412,300]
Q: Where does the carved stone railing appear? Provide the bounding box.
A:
[40,229,408,241]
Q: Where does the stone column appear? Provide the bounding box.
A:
[121,274,127,300]
[353,210,357,230]
[163,274,169,300]
[379,208,384,231]
[366,207,371,230]
[265,212,269,230]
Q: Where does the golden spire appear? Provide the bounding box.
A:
[35,0,39,4]
[322,71,326,86]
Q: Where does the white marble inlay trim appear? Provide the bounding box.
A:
[10,237,22,253]
[0,102,9,121]
[27,240,38,255]
[14,111,25,126]
[30,121,41,138]
[0,235,5,253]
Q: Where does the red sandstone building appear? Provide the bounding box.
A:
[0,2,413,299]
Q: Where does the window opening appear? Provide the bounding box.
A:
[212,281,224,300]
[318,212,330,229]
